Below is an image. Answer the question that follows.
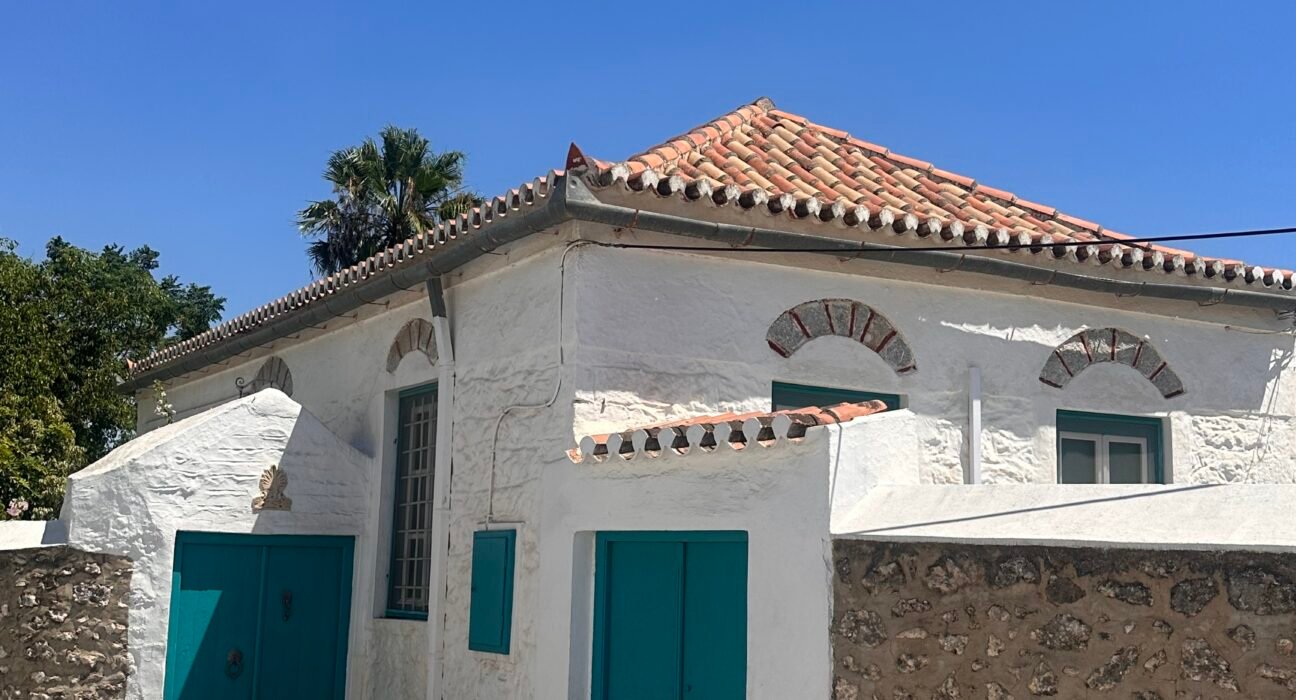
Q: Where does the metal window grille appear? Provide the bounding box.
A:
[387,386,437,615]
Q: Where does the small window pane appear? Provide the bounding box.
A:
[1059,437,1098,484]
[1108,441,1145,484]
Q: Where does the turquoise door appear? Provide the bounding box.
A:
[163,532,354,700]
[592,532,748,700]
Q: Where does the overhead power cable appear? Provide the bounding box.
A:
[604,225,1296,255]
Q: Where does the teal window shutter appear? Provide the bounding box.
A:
[468,529,516,654]
[1057,410,1165,484]
[772,381,902,411]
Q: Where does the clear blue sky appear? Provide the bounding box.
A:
[3,2,1294,320]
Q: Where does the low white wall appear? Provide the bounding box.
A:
[835,483,1296,552]
[827,409,922,532]
[538,429,838,699]
[61,390,372,700]
[0,520,66,550]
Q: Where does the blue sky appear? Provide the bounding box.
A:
[3,2,1294,320]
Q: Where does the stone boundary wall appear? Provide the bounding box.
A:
[1,546,132,699]
[832,540,1296,699]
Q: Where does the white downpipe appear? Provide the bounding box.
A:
[426,295,455,700]
[967,366,982,484]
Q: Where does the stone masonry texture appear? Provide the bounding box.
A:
[832,540,1296,699]
[0,546,131,699]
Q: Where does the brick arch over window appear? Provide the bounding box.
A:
[385,318,437,373]
[241,356,293,396]
[766,299,916,374]
[1039,328,1185,398]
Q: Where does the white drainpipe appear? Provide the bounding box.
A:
[425,278,455,700]
[967,366,982,484]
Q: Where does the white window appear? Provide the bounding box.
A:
[1058,432,1150,484]
[1056,410,1164,484]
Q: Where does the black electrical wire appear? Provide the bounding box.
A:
[604,225,1296,256]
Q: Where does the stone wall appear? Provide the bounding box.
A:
[832,540,1296,699]
[0,546,131,699]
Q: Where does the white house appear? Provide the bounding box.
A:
[57,97,1296,699]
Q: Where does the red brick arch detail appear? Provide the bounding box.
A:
[385,318,437,373]
[765,299,916,374]
[1038,328,1185,398]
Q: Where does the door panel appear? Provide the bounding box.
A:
[599,540,684,700]
[165,542,262,700]
[594,533,748,700]
[681,541,747,699]
[257,544,348,700]
[164,534,353,700]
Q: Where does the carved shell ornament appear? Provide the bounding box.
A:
[252,464,292,512]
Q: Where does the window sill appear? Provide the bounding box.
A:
[382,609,429,621]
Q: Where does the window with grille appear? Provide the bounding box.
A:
[387,384,437,618]
[1057,410,1165,484]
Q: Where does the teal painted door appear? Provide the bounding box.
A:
[164,533,354,700]
[593,532,748,700]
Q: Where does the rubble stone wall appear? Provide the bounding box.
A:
[832,540,1296,699]
[0,546,131,699]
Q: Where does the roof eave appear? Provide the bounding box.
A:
[120,173,576,393]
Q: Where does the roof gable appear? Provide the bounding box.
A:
[583,97,1278,281]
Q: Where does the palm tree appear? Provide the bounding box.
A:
[298,126,480,276]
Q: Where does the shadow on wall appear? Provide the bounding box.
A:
[848,483,1222,535]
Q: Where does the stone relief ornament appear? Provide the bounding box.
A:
[252,464,292,512]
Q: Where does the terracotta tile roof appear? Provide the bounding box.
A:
[130,97,1292,383]
[582,97,1294,291]
[567,400,889,463]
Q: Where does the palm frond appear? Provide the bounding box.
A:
[301,126,475,277]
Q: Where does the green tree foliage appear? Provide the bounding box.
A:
[298,126,481,276]
[0,237,224,517]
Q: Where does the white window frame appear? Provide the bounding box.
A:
[1058,431,1150,484]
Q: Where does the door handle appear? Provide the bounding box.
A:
[282,589,293,622]
[226,648,244,679]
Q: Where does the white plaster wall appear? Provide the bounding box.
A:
[121,229,1296,699]
[61,390,371,700]
[137,288,447,698]
[432,241,576,700]
[835,483,1296,553]
[569,244,1296,486]
[132,235,577,699]
[370,618,429,698]
[539,429,838,699]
